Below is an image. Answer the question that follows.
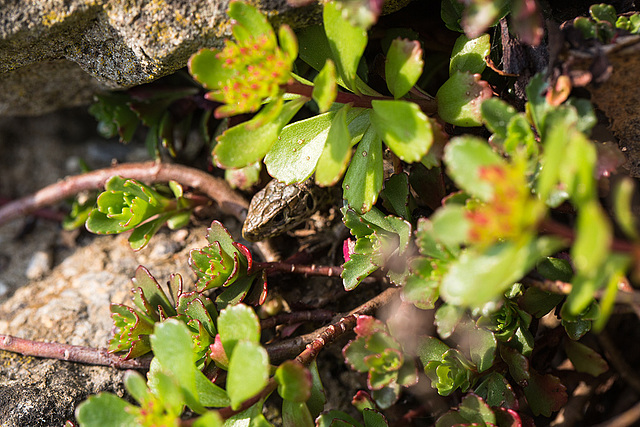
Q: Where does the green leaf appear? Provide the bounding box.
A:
[519,287,565,318]
[440,237,563,308]
[343,125,384,214]
[363,409,389,427]
[443,136,504,201]
[523,371,567,417]
[279,22,298,56]
[228,1,275,43]
[449,34,490,74]
[474,372,517,408]
[381,173,411,220]
[150,319,205,413]
[306,361,326,418]
[460,0,510,38]
[315,104,353,186]
[214,98,306,169]
[313,60,338,113]
[417,336,450,365]
[571,201,611,275]
[385,38,423,99]
[75,393,137,427]
[468,326,496,373]
[435,304,465,339]
[430,204,470,251]
[227,340,269,410]
[266,107,367,183]
[276,361,312,402]
[436,394,496,427]
[564,340,609,377]
[89,93,139,142]
[217,304,261,357]
[342,252,379,291]
[437,71,492,127]
[441,0,464,32]
[124,370,150,404]
[152,370,186,416]
[316,410,362,427]
[590,3,617,25]
[188,48,235,92]
[371,100,433,162]
[192,412,224,427]
[481,98,518,139]
[128,216,167,251]
[131,266,175,318]
[613,177,639,240]
[537,257,573,282]
[282,400,314,427]
[324,1,368,92]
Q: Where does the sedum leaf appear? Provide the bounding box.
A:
[437,71,492,127]
[371,99,433,162]
[75,393,137,427]
[324,1,368,93]
[227,340,269,410]
[217,304,261,357]
[449,34,490,74]
[313,60,338,112]
[276,361,312,402]
[440,237,563,309]
[343,125,384,213]
[266,107,366,183]
[443,136,503,201]
[385,38,423,99]
[315,103,353,186]
[214,97,306,169]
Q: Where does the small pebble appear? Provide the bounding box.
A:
[25,250,52,279]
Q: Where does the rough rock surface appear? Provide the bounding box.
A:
[0,0,321,116]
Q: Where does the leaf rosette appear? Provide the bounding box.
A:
[343,316,417,407]
[188,221,250,292]
[188,1,297,118]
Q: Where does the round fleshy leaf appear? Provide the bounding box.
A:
[437,72,492,127]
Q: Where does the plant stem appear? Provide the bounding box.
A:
[0,334,151,369]
[253,261,343,277]
[285,81,438,113]
[0,161,249,227]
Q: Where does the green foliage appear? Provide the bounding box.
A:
[573,3,640,43]
[85,176,194,250]
[74,1,635,425]
[343,316,417,408]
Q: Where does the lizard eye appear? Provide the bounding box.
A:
[272,211,286,225]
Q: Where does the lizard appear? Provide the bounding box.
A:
[242,179,333,242]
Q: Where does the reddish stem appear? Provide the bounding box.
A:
[0,161,249,227]
[253,261,343,277]
[0,334,151,370]
[285,81,438,114]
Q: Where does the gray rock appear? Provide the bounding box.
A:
[0,0,322,116]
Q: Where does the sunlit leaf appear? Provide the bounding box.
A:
[343,126,384,213]
[385,38,423,99]
[227,340,269,410]
[371,100,433,162]
[437,72,492,127]
[324,1,368,92]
